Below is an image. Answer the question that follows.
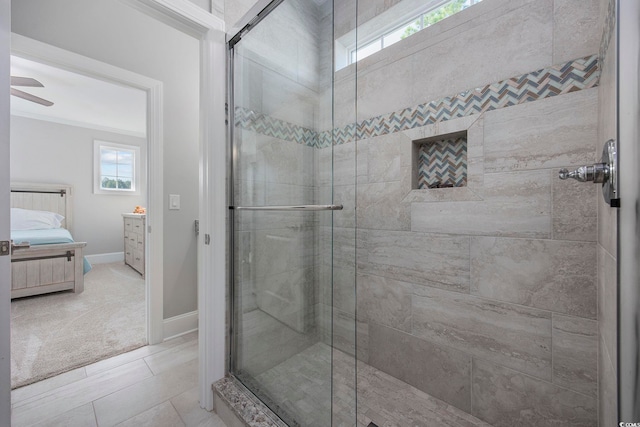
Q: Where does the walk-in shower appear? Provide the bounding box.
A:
[225,0,614,425]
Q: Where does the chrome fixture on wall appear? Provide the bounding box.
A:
[559,139,619,207]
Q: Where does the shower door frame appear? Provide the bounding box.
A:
[617,0,640,421]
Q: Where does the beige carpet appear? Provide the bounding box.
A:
[10,262,146,389]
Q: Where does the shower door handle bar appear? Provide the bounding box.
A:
[232,204,343,211]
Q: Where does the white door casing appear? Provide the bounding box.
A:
[118,0,227,411]
[1,0,12,424]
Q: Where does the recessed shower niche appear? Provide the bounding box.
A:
[413,131,468,190]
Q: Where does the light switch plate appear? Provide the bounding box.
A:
[169,194,180,210]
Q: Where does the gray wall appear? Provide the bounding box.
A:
[597,0,617,425]
[11,0,200,319]
[10,116,147,256]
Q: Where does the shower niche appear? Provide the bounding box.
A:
[413,131,468,190]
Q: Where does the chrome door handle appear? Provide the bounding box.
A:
[558,139,619,207]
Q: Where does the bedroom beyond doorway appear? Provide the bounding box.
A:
[10,262,145,388]
[9,51,151,389]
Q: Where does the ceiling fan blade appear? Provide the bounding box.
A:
[10,76,44,87]
[10,88,54,107]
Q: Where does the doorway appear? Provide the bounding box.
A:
[8,37,160,389]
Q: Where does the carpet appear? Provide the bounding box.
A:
[10,262,147,389]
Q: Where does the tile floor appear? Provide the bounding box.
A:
[11,332,227,427]
[234,309,490,427]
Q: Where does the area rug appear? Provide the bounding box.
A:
[10,262,146,389]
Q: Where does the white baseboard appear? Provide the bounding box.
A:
[163,310,198,341]
[85,252,124,265]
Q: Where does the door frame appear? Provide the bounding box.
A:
[10,33,165,346]
[118,0,227,410]
[1,0,12,424]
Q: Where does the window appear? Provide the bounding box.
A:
[338,0,483,69]
[94,141,140,195]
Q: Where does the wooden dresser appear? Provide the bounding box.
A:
[122,213,145,277]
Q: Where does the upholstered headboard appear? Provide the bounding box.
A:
[10,183,74,232]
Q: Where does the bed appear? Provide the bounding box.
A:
[10,183,89,299]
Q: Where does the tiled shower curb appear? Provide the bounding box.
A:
[213,377,288,427]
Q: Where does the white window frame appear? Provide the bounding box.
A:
[93,140,141,195]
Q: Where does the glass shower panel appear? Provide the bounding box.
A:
[230,0,357,425]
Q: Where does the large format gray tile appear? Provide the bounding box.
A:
[356,180,411,231]
[116,401,185,427]
[364,132,411,184]
[412,286,552,380]
[553,168,598,241]
[255,267,315,332]
[356,274,412,332]
[93,359,198,426]
[599,336,617,427]
[238,310,314,376]
[357,54,414,120]
[171,386,227,427]
[11,367,87,406]
[31,403,97,427]
[552,314,598,396]
[470,237,597,318]
[408,0,553,109]
[411,170,552,238]
[368,323,471,412]
[553,0,601,64]
[484,89,598,173]
[357,363,491,427]
[83,336,190,377]
[358,229,470,293]
[11,359,153,426]
[144,338,199,376]
[472,359,597,427]
[598,244,617,368]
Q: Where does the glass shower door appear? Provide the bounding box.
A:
[229,0,357,425]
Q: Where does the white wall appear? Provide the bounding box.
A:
[11,0,201,318]
[10,116,147,256]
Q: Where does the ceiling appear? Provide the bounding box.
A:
[10,56,147,138]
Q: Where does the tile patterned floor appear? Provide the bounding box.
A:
[247,341,491,427]
[11,332,226,427]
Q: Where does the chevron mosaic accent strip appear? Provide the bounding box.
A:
[233,55,599,148]
[355,54,599,143]
[417,137,467,189]
[234,106,317,147]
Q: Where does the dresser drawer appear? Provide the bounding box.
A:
[123,214,146,277]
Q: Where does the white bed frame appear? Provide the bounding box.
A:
[10,183,87,299]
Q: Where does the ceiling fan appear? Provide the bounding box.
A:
[10,76,54,107]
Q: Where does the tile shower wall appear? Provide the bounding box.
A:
[326,0,602,426]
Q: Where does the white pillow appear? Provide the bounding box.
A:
[11,208,65,230]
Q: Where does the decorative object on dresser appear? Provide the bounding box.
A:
[10,183,89,299]
[123,213,145,277]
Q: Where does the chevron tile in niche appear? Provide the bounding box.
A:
[417,137,467,189]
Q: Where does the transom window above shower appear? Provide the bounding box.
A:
[335,0,483,70]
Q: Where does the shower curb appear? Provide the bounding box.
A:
[213,377,288,427]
